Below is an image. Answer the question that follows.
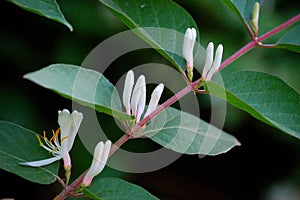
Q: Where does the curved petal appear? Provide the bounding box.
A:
[20,156,62,167]
[58,109,83,153]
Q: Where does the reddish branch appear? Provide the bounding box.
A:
[54,13,300,200]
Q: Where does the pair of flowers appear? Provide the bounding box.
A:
[182,28,223,81]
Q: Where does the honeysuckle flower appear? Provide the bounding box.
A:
[122,70,164,124]
[182,27,196,81]
[82,140,111,187]
[201,42,223,81]
[20,109,83,169]
[252,2,260,35]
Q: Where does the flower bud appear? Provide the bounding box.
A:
[183,28,196,81]
[206,44,223,81]
[202,42,214,79]
[252,2,260,35]
[144,83,164,118]
[123,70,134,115]
[131,75,145,120]
[82,140,111,187]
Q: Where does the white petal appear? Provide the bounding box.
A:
[101,140,111,166]
[58,109,83,154]
[123,70,134,115]
[20,156,62,167]
[136,78,146,122]
[130,75,145,118]
[202,42,214,79]
[206,44,223,81]
[144,83,164,118]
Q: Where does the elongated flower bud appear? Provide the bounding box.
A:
[252,2,260,35]
[82,140,111,187]
[123,70,134,115]
[131,75,145,119]
[182,28,196,68]
[183,28,196,81]
[206,44,223,81]
[202,42,214,79]
[136,78,146,122]
[144,83,164,118]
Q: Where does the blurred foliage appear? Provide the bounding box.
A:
[0,0,299,199]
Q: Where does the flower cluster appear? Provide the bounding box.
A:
[182,27,224,82]
[123,70,164,124]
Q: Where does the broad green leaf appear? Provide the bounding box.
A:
[24,64,131,121]
[206,71,300,139]
[144,107,240,155]
[83,177,158,200]
[276,26,300,53]
[7,0,72,31]
[222,0,263,28]
[0,121,59,184]
[98,0,198,72]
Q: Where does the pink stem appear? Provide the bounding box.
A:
[219,13,300,70]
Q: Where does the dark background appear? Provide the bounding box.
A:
[0,0,299,199]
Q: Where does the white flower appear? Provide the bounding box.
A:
[202,42,223,81]
[122,71,164,123]
[20,109,83,168]
[82,140,111,187]
[182,27,197,68]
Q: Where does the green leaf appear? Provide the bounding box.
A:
[206,71,300,139]
[24,64,131,121]
[222,0,263,27]
[97,0,198,72]
[144,107,240,155]
[276,26,300,53]
[0,121,59,184]
[83,177,158,200]
[7,0,72,31]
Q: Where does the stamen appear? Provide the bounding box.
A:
[61,136,69,144]
[50,147,59,153]
[36,134,43,146]
[50,128,60,143]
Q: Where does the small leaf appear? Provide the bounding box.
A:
[83,177,158,200]
[7,0,73,31]
[144,107,240,155]
[0,121,59,184]
[24,64,131,121]
[222,0,263,28]
[276,26,300,53]
[206,71,300,139]
[98,0,198,72]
